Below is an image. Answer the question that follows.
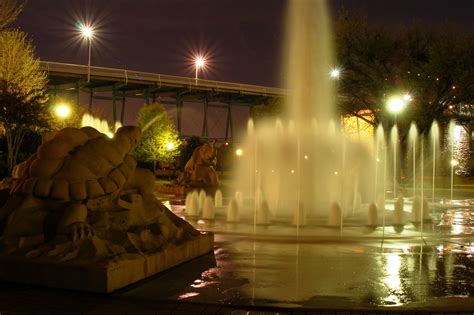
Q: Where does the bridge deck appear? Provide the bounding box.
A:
[41,61,286,139]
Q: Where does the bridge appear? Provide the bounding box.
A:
[42,61,286,140]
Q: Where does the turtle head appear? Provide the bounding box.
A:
[114,126,141,151]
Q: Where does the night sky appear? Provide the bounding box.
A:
[13,0,474,88]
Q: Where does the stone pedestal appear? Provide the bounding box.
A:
[0,233,213,293]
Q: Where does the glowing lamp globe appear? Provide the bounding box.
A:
[387,97,406,113]
[55,104,71,118]
[166,142,175,150]
[80,25,93,38]
[195,57,205,68]
[330,68,340,79]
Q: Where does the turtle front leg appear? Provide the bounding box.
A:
[57,203,92,242]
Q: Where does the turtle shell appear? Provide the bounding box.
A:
[11,126,140,201]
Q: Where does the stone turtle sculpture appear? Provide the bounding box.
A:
[0,126,198,259]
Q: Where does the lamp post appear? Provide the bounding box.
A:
[80,24,94,82]
[386,93,411,198]
[387,93,412,123]
[195,56,205,85]
[54,103,72,128]
[330,68,340,79]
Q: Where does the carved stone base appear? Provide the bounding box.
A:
[0,232,213,293]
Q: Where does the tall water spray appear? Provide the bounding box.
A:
[284,0,334,125]
[390,126,399,198]
[430,121,440,201]
[408,123,419,198]
[233,0,374,224]
[81,113,122,137]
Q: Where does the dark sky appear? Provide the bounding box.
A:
[13,0,474,88]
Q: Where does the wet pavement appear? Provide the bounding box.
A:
[121,234,473,311]
[119,199,474,311]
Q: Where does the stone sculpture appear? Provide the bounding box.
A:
[0,127,212,292]
[177,141,219,188]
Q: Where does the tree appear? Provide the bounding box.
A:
[0,30,47,102]
[0,0,25,30]
[334,11,474,136]
[134,103,181,173]
[0,92,49,172]
[0,29,48,173]
[399,24,474,134]
[334,10,401,129]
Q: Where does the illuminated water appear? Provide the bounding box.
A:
[232,0,375,230]
[81,113,121,137]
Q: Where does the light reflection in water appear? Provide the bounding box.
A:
[438,209,474,234]
[178,292,200,299]
[191,279,206,288]
[383,254,403,306]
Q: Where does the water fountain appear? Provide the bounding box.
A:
[81,113,121,137]
[229,0,374,232]
[174,1,472,244]
[164,0,473,310]
[214,189,223,207]
[202,196,215,219]
[226,198,240,222]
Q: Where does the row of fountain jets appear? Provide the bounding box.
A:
[184,189,432,228]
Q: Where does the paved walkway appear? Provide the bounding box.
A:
[0,280,473,314]
[1,281,473,315]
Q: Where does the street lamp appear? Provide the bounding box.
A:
[79,24,94,82]
[166,141,175,150]
[195,56,206,85]
[330,68,340,79]
[386,93,411,198]
[54,102,72,129]
[386,93,411,124]
[55,103,71,119]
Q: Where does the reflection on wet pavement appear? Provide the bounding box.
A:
[121,206,474,310]
[439,209,474,234]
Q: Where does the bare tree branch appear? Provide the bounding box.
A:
[0,0,26,30]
